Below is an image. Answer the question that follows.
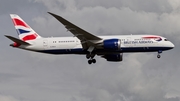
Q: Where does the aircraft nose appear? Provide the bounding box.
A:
[169,42,175,49]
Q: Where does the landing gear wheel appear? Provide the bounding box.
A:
[88,59,96,64]
[88,60,92,64]
[92,59,96,63]
[157,55,161,58]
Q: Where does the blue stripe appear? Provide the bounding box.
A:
[38,49,85,54]
[17,29,30,34]
[37,47,173,55]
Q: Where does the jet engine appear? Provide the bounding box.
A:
[103,39,121,50]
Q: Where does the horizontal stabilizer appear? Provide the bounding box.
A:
[5,35,30,45]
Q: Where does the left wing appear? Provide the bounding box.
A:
[48,12,102,49]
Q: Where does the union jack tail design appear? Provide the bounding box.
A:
[10,14,41,41]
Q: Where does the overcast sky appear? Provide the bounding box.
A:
[0,0,180,101]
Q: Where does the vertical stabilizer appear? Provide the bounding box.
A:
[10,14,41,41]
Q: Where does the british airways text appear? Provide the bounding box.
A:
[124,41,154,44]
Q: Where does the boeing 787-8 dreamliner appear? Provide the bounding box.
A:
[5,12,174,64]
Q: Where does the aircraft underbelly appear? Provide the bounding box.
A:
[36,46,171,55]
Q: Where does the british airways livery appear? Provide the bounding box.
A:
[5,12,174,64]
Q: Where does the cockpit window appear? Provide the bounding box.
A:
[164,39,168,41]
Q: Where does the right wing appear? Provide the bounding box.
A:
[48,12,102,49]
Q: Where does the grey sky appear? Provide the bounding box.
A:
[0,0,180,101]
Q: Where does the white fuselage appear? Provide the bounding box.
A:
[8,13,175,63]
[19,35,174,55]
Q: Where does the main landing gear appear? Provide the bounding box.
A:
[86,46,96,64]
[157,50,162,58]
[86,53,96,64]
[88,59,96,64]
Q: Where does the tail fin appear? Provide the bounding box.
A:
[10,14,42,41]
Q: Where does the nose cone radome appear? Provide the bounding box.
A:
[172,43,175,48]
[169,42,175,49]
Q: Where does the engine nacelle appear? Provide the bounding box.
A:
[103,39,121,50]
[103,53,123,62]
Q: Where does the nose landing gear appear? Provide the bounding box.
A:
[157,50,162,58]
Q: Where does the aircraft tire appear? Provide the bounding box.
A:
[92,59,96,63]
[88,60,92,64]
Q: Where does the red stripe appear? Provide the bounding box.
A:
[22,34,37,41]
[13,18,29,28]
[143,36,160,39]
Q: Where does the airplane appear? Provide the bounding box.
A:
[5,12,174,64]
